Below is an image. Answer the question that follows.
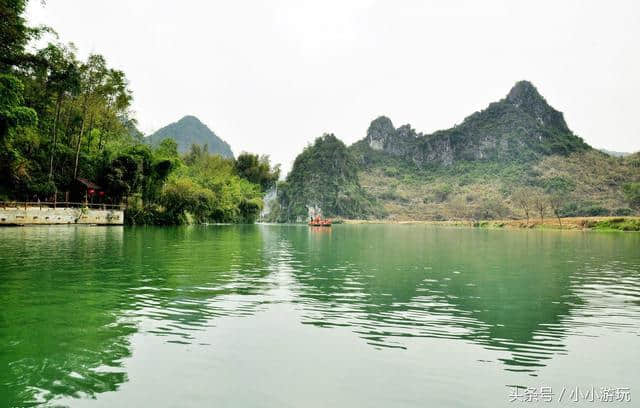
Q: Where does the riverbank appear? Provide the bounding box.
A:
[343,216,640,231]
[0,204,124,226]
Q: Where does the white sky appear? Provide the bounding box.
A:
[27,0,640,171]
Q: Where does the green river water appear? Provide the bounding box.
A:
[0,225,639,407]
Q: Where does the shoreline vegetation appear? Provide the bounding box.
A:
[342,216,640,231]
[0,1,279,226]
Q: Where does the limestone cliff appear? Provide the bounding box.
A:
[352,81,588,167]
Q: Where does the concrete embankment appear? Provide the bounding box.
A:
[0,206,123,226]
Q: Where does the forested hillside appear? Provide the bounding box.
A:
[276,82,640,222]
[146,115,234,157]
[0,1,277,224]
[272,134,383,222]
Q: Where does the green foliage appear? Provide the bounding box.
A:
[379,186,407,202]
[432,183,452,203]
[0,74,37,135]
[593,218,640,232]
[622,182,640,209]
[612,208,633,216]
[0,0,31,69]
[0,5,271,226]
[383,166,400,177]
[627,153,640,169]
[278,134,384,221]
[559,202,610,217]
[235,152,280,192]
[543,176,575,194]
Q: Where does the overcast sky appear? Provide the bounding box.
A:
[27,0,640,171]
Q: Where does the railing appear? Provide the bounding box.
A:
[0,201,124,210]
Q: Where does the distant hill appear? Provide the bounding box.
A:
[351,81,588,167]
[599,149,632,158]
[146,115,234,158]
[125,121,144,142]
[276,81,639,221]
[274,134,384,222]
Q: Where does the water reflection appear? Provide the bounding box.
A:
[0,226,277,406]
[0,226,130,406]
[281,226,640,374]
[0,225,639,406]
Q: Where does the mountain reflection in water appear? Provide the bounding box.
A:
[0,225,638,407]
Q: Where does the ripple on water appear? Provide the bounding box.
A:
[0,225,639,406]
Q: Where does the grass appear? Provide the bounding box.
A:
[344,216,640,231]
[591,217,640,231]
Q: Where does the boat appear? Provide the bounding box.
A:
[308,216,332,227]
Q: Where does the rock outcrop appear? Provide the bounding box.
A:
[353,81,587,167]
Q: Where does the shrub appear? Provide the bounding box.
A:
[383,166,400,177]
[471,196,509,220]
[543,175,576,194]
[593,218,640,231]
[583,205,610,216]
[622,183,640,209]
[612,208,634,216]
[560,202,611,217]
[432,183,453,203]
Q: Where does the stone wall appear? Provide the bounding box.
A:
[0,206,123,226]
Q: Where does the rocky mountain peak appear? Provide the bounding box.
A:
[352,81,586,167]
[367,116,396,150]
[506,81,543,106]
[506,80,569,132]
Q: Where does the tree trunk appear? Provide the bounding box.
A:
[73,96,89,179]
[98,123,105,151]
[85,112,95,153]
[62,107,72,146]
[48,93,63,180]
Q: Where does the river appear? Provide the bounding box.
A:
[1,225,638,407]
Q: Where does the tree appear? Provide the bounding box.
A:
[0,0,30,70]
[622,183,640,209]
[531,190,548,224]
[235,152,280,192]
[0,74,37,139]
[102,151,144,203]
[69,54,131,179]
[548,194,564,227]
[73,54,106,179]
[512,188,533,225]
[0,2,285,227]
[32,43,82,180]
